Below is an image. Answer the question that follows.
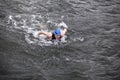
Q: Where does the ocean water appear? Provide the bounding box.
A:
[0,0,120,80]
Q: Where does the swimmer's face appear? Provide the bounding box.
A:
[55,35,61,40]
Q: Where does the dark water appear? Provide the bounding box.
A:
[0,0,120,80]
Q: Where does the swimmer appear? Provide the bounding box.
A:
[37,22,68,41]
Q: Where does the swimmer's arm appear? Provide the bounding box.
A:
[61,28,67,36]
[38,31,52,38]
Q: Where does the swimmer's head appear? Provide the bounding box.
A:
[54,28,61,36]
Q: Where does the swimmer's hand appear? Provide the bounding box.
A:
[58,22,68,29]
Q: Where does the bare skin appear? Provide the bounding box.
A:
[37,28,67,40]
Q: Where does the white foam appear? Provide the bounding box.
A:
[58,22,68,28]
[25,35,35,44]
[61,35,67,43]
[73,37,84,42]
[33,31,39,38]
[7,14,70,46]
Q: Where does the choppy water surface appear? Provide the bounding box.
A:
[0,0,120,80]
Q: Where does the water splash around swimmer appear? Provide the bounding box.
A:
[7,14,84,46]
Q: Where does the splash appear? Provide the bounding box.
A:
[7,14,69,46]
